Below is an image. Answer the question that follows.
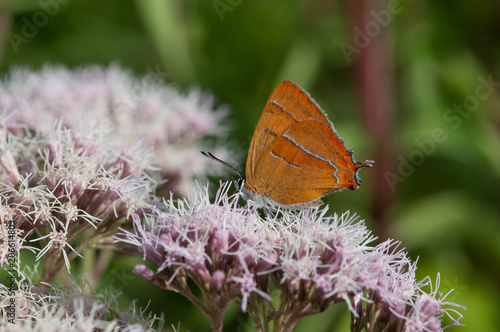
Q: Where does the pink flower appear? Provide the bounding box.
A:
[0,117,157,282]
[0,268,163,331]
[0,63,232,195]
[116,182,465,331]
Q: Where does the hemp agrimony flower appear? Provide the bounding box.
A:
[0,267,163,331]
[0,63,232,195]
[116,182,465,332]
[0,118,157,282]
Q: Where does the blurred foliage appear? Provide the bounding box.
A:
[1,0,500,331]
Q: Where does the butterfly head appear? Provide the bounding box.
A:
[235,176,245,191]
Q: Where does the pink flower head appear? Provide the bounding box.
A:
[0,64,233,195]
[116,182,465,331]
[0,113,159,282]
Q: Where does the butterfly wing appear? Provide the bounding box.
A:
[254,119,369,206]
[245,81,372,208]
[246,81,332,187]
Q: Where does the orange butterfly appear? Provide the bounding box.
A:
[203,80,373,209]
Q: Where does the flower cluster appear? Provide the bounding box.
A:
[0,267,162,331]
[0,117,157,282]
[0,63,232,195]
[116,182,465,332]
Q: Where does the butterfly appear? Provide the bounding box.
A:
[203,80,373,209]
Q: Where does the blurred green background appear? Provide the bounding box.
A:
[1,0,499,331]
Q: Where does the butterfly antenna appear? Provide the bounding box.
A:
[200,151,243,178]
